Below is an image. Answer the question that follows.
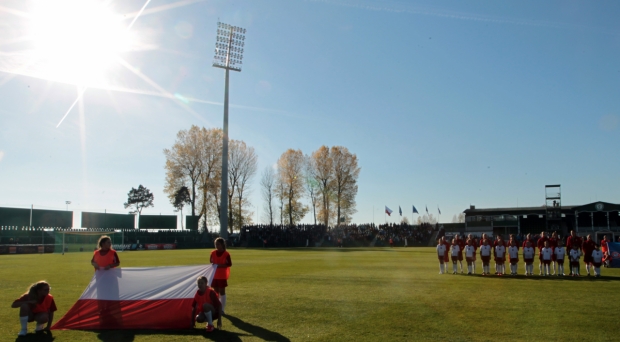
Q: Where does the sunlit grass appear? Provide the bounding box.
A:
[1,248,619,341]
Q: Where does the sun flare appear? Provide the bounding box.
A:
[30,0,134,86]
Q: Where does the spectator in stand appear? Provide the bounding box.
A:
[537,232,549,276]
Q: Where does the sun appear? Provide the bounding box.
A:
[29,0,134,87]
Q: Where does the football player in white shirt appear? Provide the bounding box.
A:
[465,239,476,275]
[479,239,492,276]
[436,239,447,274]
[592,244,603,278]
[569,244,582,277]
[541,241,553,276]
[450,239,461,274]
[494,243,506,276]
[522,241,535,276]
[508,240,520,276]
[554,240,566,276]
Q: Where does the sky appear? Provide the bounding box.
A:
[0,0,619,229]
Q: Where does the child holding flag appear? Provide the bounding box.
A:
[12,281,57,336]
[191,276,222,332]
[210,238,232,314]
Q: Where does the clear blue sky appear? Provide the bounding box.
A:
[1,0,619,228]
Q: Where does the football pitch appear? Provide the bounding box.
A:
[1,248,619,342]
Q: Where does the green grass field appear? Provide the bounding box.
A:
[2,248,619,342]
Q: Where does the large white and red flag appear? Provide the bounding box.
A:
[52,265,216,330]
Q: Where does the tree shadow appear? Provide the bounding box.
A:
[93,328,252,342]
[461,273,620,281]
[15,330,55,342]
[226,314,291,342]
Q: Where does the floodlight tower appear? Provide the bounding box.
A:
[213,22,246,239]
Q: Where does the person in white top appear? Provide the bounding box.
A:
[465,240,476,275]
[508,240,520,276]
[494,243,506,276]
[554,240,567,276]
[569,244,582,277]
[450,239,461,274]
[592,244,603,278]
[479,239,492,276]
[436,239,447,274]
[522,241,535,276]
[541,241,553,276]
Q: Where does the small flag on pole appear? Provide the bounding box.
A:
[385,206,393,216]
[399,206,402,216]
[438,207,441,215]
[426,206,429,215]
[412,205,419,214]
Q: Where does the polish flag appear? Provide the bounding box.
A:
[385,206,393,216]
[52,265,216,330]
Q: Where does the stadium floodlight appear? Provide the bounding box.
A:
[213,22,246,239]
[65,201,71,211]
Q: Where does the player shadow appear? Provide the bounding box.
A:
[15,330,55,342]
[94,328,252,342]
[464,273,620,281]
[226,314,291,341]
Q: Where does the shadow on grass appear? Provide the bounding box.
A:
[226,314,291,341]
[91,328,252,342]
[242,247,409,253]
[451,273,620,281]
[15,330,55,342]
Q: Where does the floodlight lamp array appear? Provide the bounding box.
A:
[213,22,246,71]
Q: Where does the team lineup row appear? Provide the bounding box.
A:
[436,231,608,277]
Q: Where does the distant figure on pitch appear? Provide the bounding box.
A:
[450,239,460,274]
[479,239,492,276]
[465,239,476,275]
[11,281,57,336]
[569,244,582,277]
[554,240,566,276]
[508,240,520,276]
[541,241,553,276]
[494,238,506,276]
[210,237,232,314]
[456,235,466,273]
[537,232,549,276]
[523,241,535,276]
[582,235,596,276]
[592,245,603,278]
[91,235,120,271]
[436,238,447,274]
[191,276,222,332]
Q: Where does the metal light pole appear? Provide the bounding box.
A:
[65,201,71,211]
[213,22,246,239]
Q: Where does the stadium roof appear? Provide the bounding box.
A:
[464,202,620,216]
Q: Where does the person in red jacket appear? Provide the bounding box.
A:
[582,234,596,276]
[522,233,535,249]
[90,235,120,271]
[441,236,451,266]
[537,232,549,275]
[191,276,222,332]
[210,238,232,314]
[12,281,57,336]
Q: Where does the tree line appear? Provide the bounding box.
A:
[163,125,361,232]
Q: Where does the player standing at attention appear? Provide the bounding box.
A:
[569,244,582,277]
[523,241,535,276]
[566,230,582,275]
[437,238,447,274]
[191,276,222,332]
[554,240,566,276]
[541,241,553,276]
[456,235,466,273]
[522,233,535,249]
[467,234,479,274]
[493,235,507,275]
[450,239,460,274]
[508,240,520,276]
[11,281,57,336]
[582,235,596,276]
[91,235,120,271]
[442,236,451,267]
[210,238,232,314]
[479,239,492,275]
[591,244,603,278]
[494,239,506,276]
[548,232,559,275]
[536,232,549,275]
[465,239,476,275]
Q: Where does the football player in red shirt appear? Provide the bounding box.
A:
[522,233,535,249]
[537,232,549,275]
[467,234,478,274]
[442,236,451,266]
[548,232,558,275]
[566,231,582,275]
[210,238,232,314]
[493,235,506,275]
[12,281,57,336]
[191,276,222,332]
[582,234,596,276]
[456,235,466,273]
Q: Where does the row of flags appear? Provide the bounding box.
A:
[385,205,441,217]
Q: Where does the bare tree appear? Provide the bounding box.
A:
[331,146,360,227]
[230,140,258,232]
[311,146,334,227]
[304,155,320,225]
[260,166,276,226]
[276,149,308,225]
